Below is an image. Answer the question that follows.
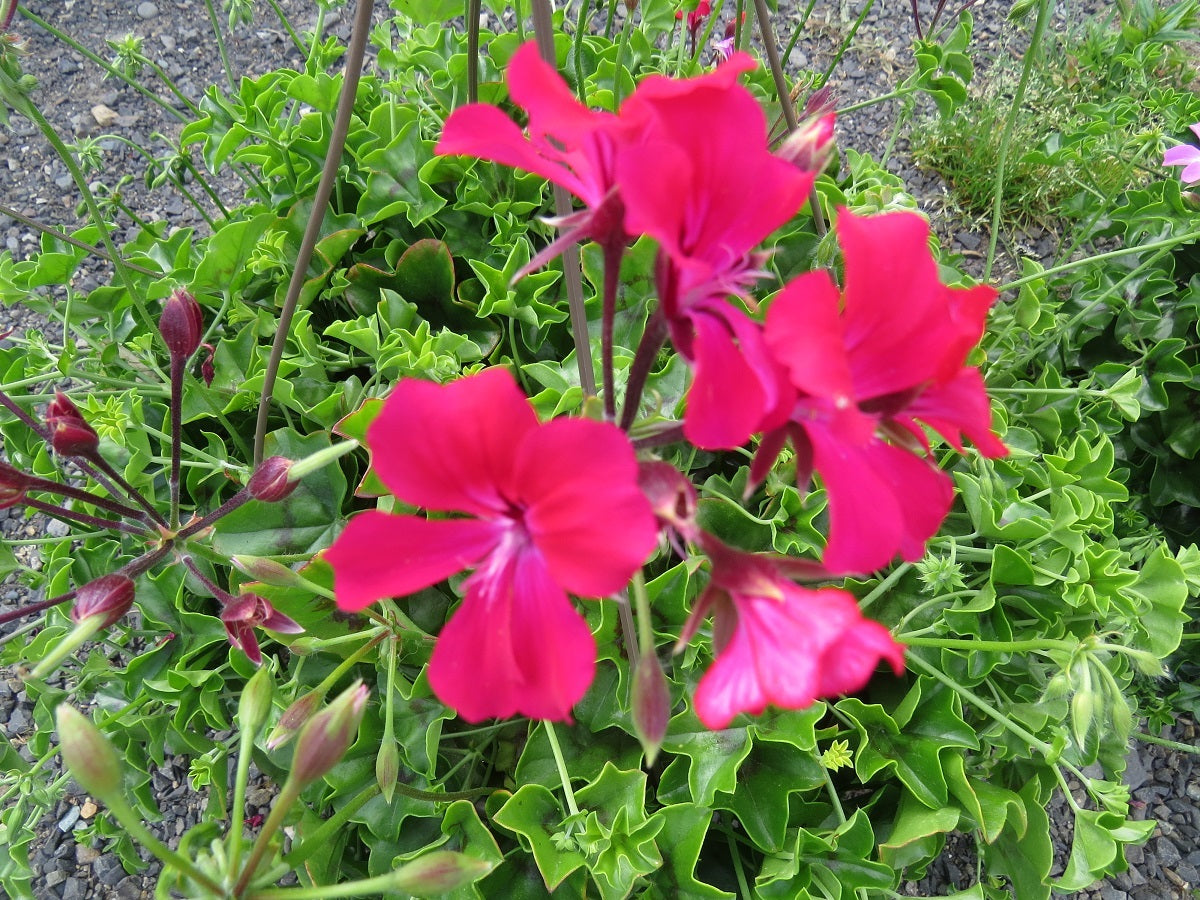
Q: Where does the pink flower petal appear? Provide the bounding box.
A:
[681,309,770,450]
[437,103,596,201]
[367,369,538,515]
[765,269,856,401]
[513,418,657,597]
[899,367,1008,458]
[816,618,905,697]
[694,581,898,729]
[837,210,995,399]
[428,548,596,722]
[807,423,954,574]
[617,56,812,302]
[327,512,502,612]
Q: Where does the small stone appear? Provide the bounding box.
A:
[79,800,97,819]
[57,806,80,832]
[75,845,101,865]
[44,870,68,888]
[61,877,86,900]
[136,1,158,17]
[90,105,120,127]
[1157,837,1182,867]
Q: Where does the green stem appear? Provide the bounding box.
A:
[106,795,225,895]
[253,0,375,464]
[983,0,1051,282]
[146,58,201,117]
[858,563,911,611]
[280,783,381,868]
[544,721,581,818]
[907,651,1054,756]
[821,766,846,823]
[201,0,237,92]
[1134,731,1200,754]
[234,777,303,898]
[613,12,635,105]
[0,202,160,275]
[9,91,151,328]
[265,0,306,55]
[724,825,752,899]
[18,8,187,122]
[630,570,654,656]
[998,231,1200,292]
[228,714,258,881]
[819,0,875,88]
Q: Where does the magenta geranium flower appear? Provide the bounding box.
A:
[757,209,1007,574]
[436,43,628,267]
[325,369,658,722]
[681,537,904,729]
[614,55,819,449]
[1164,123,1200,184]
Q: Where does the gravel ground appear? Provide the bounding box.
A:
[2,0,1198,898]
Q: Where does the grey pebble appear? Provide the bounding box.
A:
[136,1,158,18]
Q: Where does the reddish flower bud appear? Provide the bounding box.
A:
[291,681,369,786]
[70,574,135,629]
[199,342,216,386]
[247,456,297,502]
[46,392,100,458]
[266,688,325,751]
[632,651,670,766]
[158,288,203,360]
[777,112,836,173]
[387,852,494,895]
[0,461,32,509]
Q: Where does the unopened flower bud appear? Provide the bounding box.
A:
[231,555,305,588]
[0,461,32,508]
[70,574,135,629]
[46,392,99,458]
[777,111,836,173]
[266,688,325,750]
[56,704,123,802]
[238,665,275,738]
[376,737,400,803]
[291,681,369,786]
[632,652,670,766]
[158,288,203,360]
[248,456,297,502]
[387,851,494,895]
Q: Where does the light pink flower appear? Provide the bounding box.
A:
[325,369,658,722]
[1164,123,1200,184]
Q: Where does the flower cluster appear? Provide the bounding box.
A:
[327,46,1006,730]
